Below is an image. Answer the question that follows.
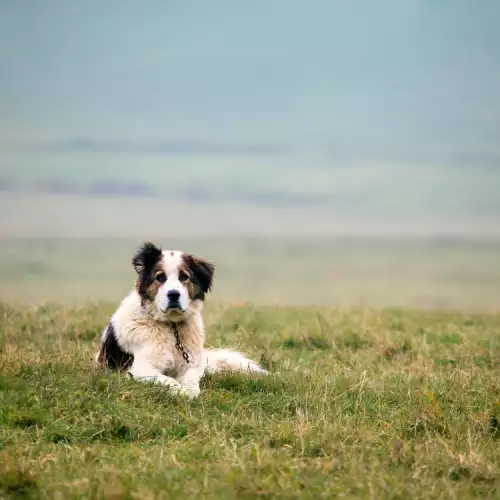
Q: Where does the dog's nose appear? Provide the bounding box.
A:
[167,289,181,302]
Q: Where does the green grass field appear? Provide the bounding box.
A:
[1,236,500,498]
[1,301,500,498]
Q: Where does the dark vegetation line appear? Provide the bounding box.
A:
[2,139,292,156]
[3,139,500,168]
[0,177,351,208]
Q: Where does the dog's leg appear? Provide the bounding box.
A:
[175,365,204,399]
[128,358,183,393]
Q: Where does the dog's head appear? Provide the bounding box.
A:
[132,241,215,322]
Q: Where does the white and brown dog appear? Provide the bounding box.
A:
[95,241,268,398]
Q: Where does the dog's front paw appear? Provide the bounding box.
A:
[177,384,201,399]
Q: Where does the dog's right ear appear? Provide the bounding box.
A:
[132,241,163,276]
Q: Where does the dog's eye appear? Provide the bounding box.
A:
[178,270,190,282]
[155,273,167,283]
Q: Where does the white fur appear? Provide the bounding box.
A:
[154,250,190,313]
[95,248,268,399]
[203,348,268,375]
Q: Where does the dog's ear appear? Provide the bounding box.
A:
[183,254,215,293]
[132,241,163,276]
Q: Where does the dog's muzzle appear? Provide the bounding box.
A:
[165,289,182,310]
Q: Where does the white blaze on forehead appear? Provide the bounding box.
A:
[155,249,190,313]
[161,250,183,275]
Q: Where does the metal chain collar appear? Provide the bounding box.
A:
[172,322,190,364]
[143,305,190,363]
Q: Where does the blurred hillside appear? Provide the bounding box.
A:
[1,2,500,239]
[1,156,500,238]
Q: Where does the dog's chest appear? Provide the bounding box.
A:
[123,314,204,376]
[146,323,203,377]
[161,348,196,378]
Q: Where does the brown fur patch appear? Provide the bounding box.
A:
[186,274,205,301]
[138,262,165,303]
[132,242,164,304]
[182,254,215,301]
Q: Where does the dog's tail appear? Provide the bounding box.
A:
[203,348,269,375]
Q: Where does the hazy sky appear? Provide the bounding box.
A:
[1,0,500,165]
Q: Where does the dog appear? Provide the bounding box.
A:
[94,241,268,398]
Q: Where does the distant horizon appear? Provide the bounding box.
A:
[2,137,500,168]
[1,1,499,239]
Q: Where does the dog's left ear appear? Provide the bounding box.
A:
[184,254,215,293]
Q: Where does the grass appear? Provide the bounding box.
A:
[1,300,500,498]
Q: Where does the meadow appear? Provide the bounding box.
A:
[1,236,500,498]
[1,300,500,498]
[2,1,500,495]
